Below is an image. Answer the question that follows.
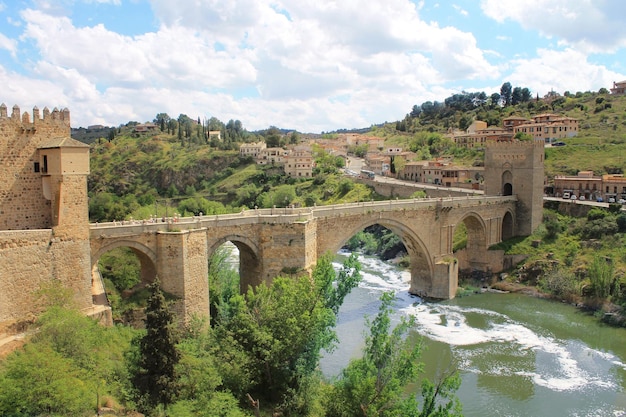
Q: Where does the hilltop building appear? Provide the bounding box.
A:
[133,122,158,133]
[239,141,267,158]
[452,113,578,147]
[284,146,314,177]
[610,80,626,95]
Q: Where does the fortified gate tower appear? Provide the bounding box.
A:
[0,104,94,326]
[483,140,545,236]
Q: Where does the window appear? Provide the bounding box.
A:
[42,155,48,173]
[34,162,40,173]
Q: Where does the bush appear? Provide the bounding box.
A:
[540,268,578,300]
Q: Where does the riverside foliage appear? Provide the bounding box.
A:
[0,255,462,416]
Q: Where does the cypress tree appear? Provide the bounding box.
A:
[131,280,180,412]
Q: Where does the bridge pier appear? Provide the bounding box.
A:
[156,230,209,324]
[409,256,459,299]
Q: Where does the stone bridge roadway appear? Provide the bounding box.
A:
[90,195,517,322]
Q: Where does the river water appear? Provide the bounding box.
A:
[321,250,626,417]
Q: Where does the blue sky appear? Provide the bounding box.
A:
[1,0,625,132]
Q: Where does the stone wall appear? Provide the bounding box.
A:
[357,178,478,199]
[0,230,92,323]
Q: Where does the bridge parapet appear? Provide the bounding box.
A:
[90,195,517,238]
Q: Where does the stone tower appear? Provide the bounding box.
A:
[0,104,93,327]
[483,140,545,236]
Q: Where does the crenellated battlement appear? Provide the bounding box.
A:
[485,139,544,150]
[0,103,71,128]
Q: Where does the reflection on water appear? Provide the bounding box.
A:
[321,250,626,417]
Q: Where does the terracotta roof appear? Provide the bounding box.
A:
[38,136,89,149]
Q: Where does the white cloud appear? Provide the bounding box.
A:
[453,4,469,16]
[480,0,626,53]
[5,0,623,132]
[0,32,16,56]
[507,48,624,96]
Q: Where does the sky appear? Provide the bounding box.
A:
[1,0,626,133]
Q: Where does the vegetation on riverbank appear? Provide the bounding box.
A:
[481,206,626,327]
[0,256,462,417]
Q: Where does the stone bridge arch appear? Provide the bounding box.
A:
[452,211,488,271]
[318,215,436,298]
[208,234,262,293]
[91,239,158,284]
[502,210,515,241]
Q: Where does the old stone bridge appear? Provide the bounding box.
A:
[90,195,517,321]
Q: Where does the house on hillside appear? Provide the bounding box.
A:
[239,142,266,158]
[514,113,578,143]
[208,130,221,141]
[398,159,482,188]
[284,146,314,177]
[610,80,626,95]
[134,122,158,133]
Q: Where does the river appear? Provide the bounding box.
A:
[321,250,626,417]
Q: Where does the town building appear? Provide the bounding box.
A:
[257,147,290,165]
[239,141,267,158]
[513,113,578,143]
[208,130,221,141]
[453,113,579,148]
[398,159,483,188]
[133,122,158,133]
[284,146,314,177]
[610,80,626,95]
[553,171,604,201]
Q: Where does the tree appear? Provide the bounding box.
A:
[324,292,462,417]
[154,113,170,131]
[212,254,361,415]
[500,82,512,106]
[511,87,522,105]
[489,92,501,108]
[265,126,282,148]
[131,280,180,413]
[0,344,94,416]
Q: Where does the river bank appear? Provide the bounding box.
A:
[461,275,626,328]
[325,251,626,417]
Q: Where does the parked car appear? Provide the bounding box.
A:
[609,197,616,203]
[570,194,577,200]
[563,192,571,199]
[597,197,604,202]
[619,199,626,205]
[579,195,586,201]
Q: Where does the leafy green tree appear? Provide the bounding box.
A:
[265,126,282,148]
[324,292,462,417]
[154,113,170,131]
[169,327,248,417]
[213,254,361,414]
[0,344,94,416]
[489,92,501,108]
[131,280,180,413]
